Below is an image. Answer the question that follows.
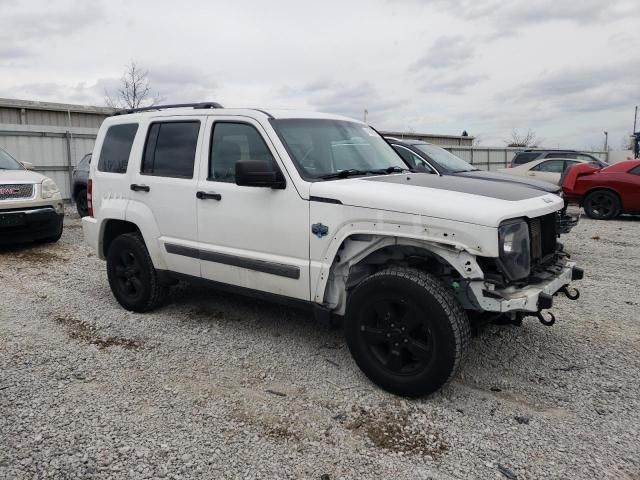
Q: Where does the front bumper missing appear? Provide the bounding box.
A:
[559,212,580,234]
[469,262,580,313]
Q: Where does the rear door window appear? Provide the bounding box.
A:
[98,124,138,173]
[546,152,576,159]
[532,160,565,173]
[142,121,200,178]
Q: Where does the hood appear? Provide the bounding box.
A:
[0,169,47,183]
[309,173,563,228]
[455,170,561,194]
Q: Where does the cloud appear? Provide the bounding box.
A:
[431,0,640,25]
[278,80,404,122]
[411,36,475,71]
[421,73,488,94]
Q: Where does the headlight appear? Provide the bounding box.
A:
[498,219,530,280]
[41,178,60,199]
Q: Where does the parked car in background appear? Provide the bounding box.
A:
[386,138,578,232]
[511,149,607,168]
[562,160,640,220]
[499,158,599,185]
[83,103,583,397]
[0,147,64,245]
[72,153,91,217]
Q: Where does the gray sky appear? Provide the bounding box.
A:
[1,0,639,149]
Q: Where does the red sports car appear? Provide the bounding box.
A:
[562,159,640,219]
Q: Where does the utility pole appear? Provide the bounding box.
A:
[603,131,608,152]
[363,109,368,123]
[634,106,638,134]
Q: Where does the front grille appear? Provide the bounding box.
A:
[529,213,558,265]
[0,183,34,201]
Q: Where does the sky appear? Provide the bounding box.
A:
[1,0,639,150]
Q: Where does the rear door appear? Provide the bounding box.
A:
[128,116,204,277]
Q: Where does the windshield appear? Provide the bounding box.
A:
[272,119,407,180]
[0,148,23,170]
[413,144,476,173]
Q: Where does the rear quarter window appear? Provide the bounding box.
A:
[97,124,139,173]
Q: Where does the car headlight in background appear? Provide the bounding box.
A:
[498,219,530,280]
[41,178,60,199]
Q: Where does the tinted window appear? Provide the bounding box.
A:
[532,160,565,173]
[142,121,200,178]
[209,122,275,182]
[545,152,576,159]
[98,124,138,173]
[512,152,539,165]
[629,165,640,176]
[564,160,580,171]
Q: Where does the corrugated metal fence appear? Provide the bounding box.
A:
[0,125,609,200]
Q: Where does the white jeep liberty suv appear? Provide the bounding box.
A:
[82,103,583,397]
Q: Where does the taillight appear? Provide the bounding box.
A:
[87,178,94,217]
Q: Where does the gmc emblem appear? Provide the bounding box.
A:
[0,187,19,195]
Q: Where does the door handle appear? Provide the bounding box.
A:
[196,191,222,201]
[130,184,150,192]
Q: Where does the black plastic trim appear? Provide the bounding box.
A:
[164,243,300,279]
[309,196,342,204]
[112,102,223,116]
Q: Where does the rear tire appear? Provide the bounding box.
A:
[344,267,470,397]
[106,232,167,312]
[75,188,88,218]
[583,190,620,220]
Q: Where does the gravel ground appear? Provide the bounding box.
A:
[1,207,639,479]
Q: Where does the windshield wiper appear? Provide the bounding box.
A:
[317,169,372,180]
[318,166,412,180]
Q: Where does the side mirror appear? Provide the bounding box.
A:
[235,160,285,189]
[21,161,34,170]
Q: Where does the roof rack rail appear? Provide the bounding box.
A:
[112,102,224,116]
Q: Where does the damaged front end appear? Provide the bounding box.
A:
[461,211,583,325]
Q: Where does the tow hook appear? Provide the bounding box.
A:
[560,285,580,300]
[536,310,556,326]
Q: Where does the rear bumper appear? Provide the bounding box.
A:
[0,207,64,245]
[82,216,100,257]
[469,262,581,313]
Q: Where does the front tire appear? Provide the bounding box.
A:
[344,267,470,397]
[583,190,620,220]
[106,233,167,312]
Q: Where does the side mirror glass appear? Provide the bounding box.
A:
[235,160,285,189]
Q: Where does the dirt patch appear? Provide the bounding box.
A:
[54,316,143,350]
[0,249,63,263]
[348,408,448,458]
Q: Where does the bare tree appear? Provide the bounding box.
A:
[104,61,163,109]
[504,129,538,148]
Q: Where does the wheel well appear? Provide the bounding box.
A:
[582,187,622,208]
[102,220,141,257]
[346,245,457,289]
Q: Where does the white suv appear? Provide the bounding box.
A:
[82,103,583,397]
